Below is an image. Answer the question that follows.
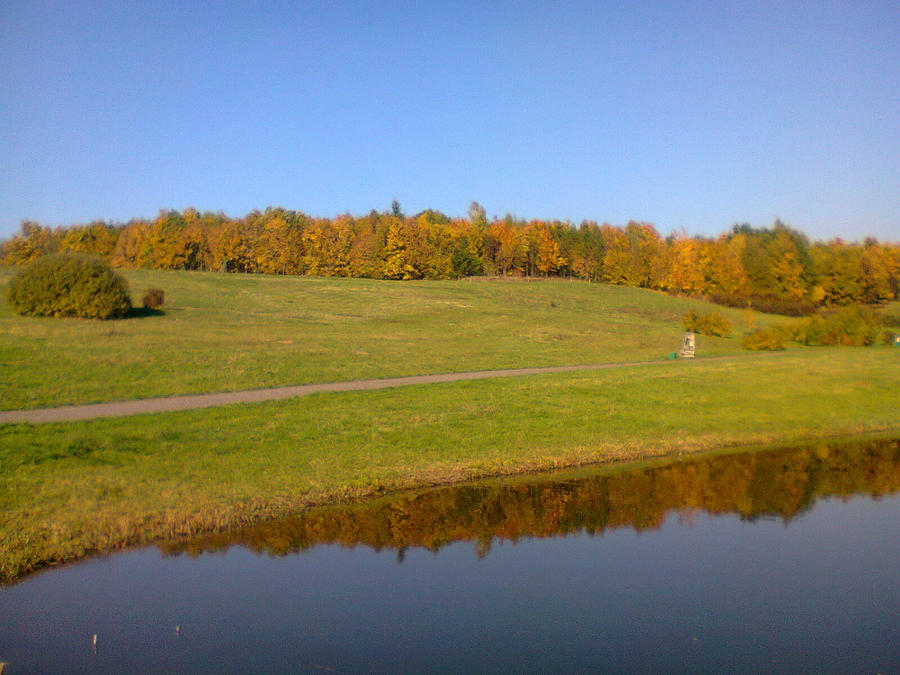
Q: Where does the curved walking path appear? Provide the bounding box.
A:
[0,358,712,425]
[0,355,734,424]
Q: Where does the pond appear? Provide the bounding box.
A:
[2,437,899,672]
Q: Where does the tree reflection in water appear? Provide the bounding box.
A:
[160,437,900,561]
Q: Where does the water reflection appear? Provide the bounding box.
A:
[161,436,900,562]
[4,437,899,673]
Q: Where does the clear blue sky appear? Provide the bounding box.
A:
[2,1,898,242]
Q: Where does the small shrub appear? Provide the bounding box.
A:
[879,329,896,346]
[817,306,881,346]
[143,288,165,309]
[741,328,785,351]
[789,315,827,345]
[698,312,732,337]
[682,310,700,332]
[7,252,131,319]
[767,305,887,348]
[683,310,732,337]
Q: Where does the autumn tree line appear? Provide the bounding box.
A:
[2,203,899,314]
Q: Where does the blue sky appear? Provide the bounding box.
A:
[2,1,898,242]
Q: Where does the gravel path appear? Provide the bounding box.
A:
[0,359,675,425]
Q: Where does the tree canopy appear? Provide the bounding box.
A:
[2,208,898,313]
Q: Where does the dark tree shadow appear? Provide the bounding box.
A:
[125,307,166,319]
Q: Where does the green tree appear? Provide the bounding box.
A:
[766,223,811,301]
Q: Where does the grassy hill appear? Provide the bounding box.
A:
[0,268,775,409]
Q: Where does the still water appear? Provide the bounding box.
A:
[2,437,899,672]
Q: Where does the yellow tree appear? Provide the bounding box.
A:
[859,240,894,304]
[330,215,356,277]
[253,214,301,275]
[535,225,564,276]
[623,221,662,288]
[883,244,900,300]
[302,217,353,276]
[348,215,381,278]
[663,236,703,295]
[416,216,455,279]
[810,241,863,305]
[146,210,188,269]
[111,220,153,268]
[382,223,420,279]
[601,225,630,284]
[767,228,809,301]
[208,220,251,272]
[0,221,61,264]
[61,222,119,258]
[489,220,525,276]
[699,236,749,298]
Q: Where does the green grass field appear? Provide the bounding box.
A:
[1,267,778,409]
[1,268,898,582]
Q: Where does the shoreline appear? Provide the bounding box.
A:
[4,426,898,586]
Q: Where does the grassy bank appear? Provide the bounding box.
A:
[2,348,898,583]
[1,268,781,409]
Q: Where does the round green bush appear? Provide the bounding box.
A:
[7,253,132,319]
